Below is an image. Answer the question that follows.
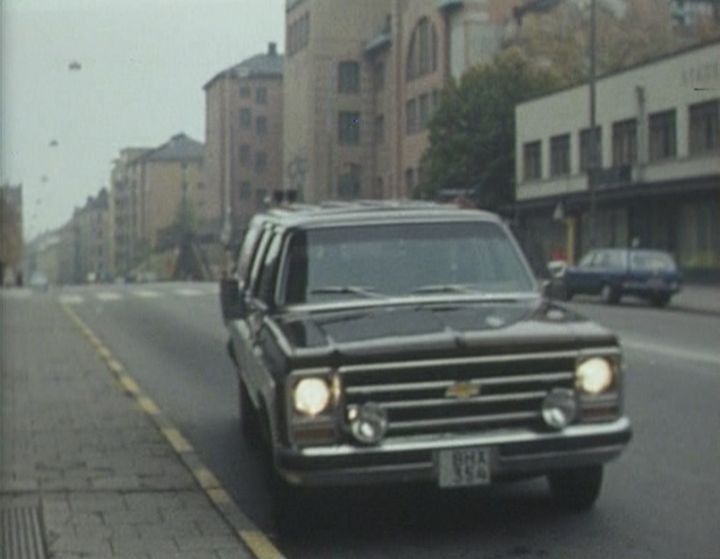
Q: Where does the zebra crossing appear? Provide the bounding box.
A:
[55,285,219,305]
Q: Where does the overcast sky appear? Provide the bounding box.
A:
[1,0,285,239]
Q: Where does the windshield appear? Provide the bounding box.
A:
[283,221,535,304]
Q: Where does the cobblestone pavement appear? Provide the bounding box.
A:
[0,294,254,558]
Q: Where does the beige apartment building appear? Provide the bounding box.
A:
[74,189,112,283]
[283,0,522,202]
[204,43,284,235]
[110,147,150,277]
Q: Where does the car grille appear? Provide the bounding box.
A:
[341,351,578,438]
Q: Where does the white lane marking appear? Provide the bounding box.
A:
[175,288,204,297]
[133,290,160,299]
[58,295,84,305]
[96,292,123,302]
[622,339,720,368]
[0,289,31,299]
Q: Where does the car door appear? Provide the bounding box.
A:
[239,230,285,410]
[230,226,272,407]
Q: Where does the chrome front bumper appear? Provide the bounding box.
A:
[275,417,632,487]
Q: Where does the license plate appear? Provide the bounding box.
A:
[437,447,491,488]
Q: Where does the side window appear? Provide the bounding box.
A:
[247,229,272,296]
[236,224,261,287]
[255,234,284,304]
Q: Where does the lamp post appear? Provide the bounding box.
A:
[587,0,599,250]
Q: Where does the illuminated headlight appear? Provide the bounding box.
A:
[293,378,331,416]
[576,357,614,395]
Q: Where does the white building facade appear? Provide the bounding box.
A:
[513,39,720,280]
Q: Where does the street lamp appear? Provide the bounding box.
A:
[587,0,599,249]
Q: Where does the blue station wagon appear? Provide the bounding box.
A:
[561,249,682,307]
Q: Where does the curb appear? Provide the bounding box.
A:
[60,303,287,559]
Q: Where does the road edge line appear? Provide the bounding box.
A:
[60,303,287,559]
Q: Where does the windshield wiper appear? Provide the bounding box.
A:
[310,285,383,299]
[411,284,478,295]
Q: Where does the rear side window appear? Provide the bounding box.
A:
[247,229,272,295]
[236,224,262,287]
[255,234,284,304]
[630,251,676,272]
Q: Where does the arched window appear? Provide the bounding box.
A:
[406,18,438,82]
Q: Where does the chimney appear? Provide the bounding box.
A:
[268,42,277,56]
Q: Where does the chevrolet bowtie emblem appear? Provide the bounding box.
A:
[445,381,481,400]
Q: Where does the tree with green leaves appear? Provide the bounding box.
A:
[417,48,561,209]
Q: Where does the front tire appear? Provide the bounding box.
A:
[548,465,603,512]
[651,294,671,308]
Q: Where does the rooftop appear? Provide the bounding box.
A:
[144,133,204,162]
[257,200,500,228]
[204,43,284,90]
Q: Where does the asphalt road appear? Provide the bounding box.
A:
[34,283,720,558]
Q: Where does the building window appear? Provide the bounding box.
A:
[523,141,542,181]
[288,13,310,56]
[431,89,441,110]
[579,126,602,172]
[550,134,570,177]
[374,115,385,144]
[406,99,417,135]
[256,116,268,136]
[374,177,384,198]
[240,108,252,129]
[338,112,360,145]
[240,86,251,98]
[255,152,267,172]
[373,61,385,91]
[256,87,267,104]
[612,118,638,166]
[649,109,677,161]
[239,181,251,199]
[338,164,362,199]
[407,18,438,82]
[239,144,251,166]
[419,93,430,129]
[689,99,719,155]
[405,168,416,192]
[338,61,360,94]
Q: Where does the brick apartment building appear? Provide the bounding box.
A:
[204,43,284,234]
[283,0,522,202]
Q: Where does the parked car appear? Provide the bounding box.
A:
[559,248,682,307]
[220,202,631,526]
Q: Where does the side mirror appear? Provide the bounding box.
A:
[220,278,246,321]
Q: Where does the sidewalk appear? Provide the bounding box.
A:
[0,295,256,558]
[670,284,720,315]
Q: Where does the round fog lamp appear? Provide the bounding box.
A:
[542,388,577,429]
[293,378,331,416]
[349,403,388,445]
[577,358,613,395]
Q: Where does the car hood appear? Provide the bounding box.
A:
[273,299,616,366]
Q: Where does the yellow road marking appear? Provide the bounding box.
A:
[240,531,285,559]
[107,359,124,374]
[207,487,232,505]
[162,428,193,453]
[118,375,140,395]
[137,396,160,416]
[62,300,285,559]
[194,467,221,490]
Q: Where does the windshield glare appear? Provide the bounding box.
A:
[283,222,535,304]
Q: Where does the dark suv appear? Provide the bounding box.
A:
[220,202,631,518]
